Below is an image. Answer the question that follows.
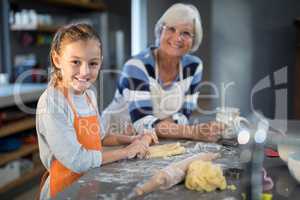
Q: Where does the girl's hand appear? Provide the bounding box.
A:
[125,140,148,159]
[134,131,159,147]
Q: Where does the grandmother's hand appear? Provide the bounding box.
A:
[123,123,137,136]
[191,121,225,142]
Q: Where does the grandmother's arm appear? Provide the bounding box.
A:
[117,58,160,144]
[153,59,224,141]
[153,119,224,142]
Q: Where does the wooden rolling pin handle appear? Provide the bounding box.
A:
[134,173,166,195]
[134,152,220,196]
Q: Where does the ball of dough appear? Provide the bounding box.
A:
[185,160,227,192]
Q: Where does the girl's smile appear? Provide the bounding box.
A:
[53,39,102,94]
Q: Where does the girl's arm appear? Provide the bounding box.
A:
[37,94,102,173]
[102,132,159,146]
[101,139,147,164]
[102,134,135,146]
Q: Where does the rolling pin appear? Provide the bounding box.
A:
[134,152,220,196]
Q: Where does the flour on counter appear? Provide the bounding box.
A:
[58,141,242,199]
[92,142,240,185]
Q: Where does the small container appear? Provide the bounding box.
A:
[216,107,249,139]
[0,73,9,85]
[288,151,300,183]
[278,136,300,163]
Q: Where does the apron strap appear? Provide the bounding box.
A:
[85,92,99,115]
[63,87,79,117]
[36,170,49,200]
[85,92,102,125]
[62,87,98,118]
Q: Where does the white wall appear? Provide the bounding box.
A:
[210,0,253,113]
[210,0,299,118]
[99,0,299,117]
[145,0,300,118]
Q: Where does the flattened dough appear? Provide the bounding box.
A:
[146,143,185,159]
[185,160,227,192]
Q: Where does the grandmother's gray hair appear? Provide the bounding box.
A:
[154,3,203,53]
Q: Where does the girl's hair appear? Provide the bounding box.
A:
[49,23,102,87]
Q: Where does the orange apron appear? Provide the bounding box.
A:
[49,89,102,198]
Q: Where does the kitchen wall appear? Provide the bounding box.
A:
[98,0,132,110]
[145,0,300,119]
[97,0,299,119]
[210,0,299,119]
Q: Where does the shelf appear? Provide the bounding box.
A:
[0,164,45,194]
[295,18,300,27]
[0,117,35,138]
[0,83,47,109]
[42,0,107,11]
[11,0,107,12]
[11,25,60,33]
[36,25,59,33]
[0,144,39,166]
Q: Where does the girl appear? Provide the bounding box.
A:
[36,23,157,199]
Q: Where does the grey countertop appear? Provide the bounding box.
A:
[264,157,300,199]
[54,119,300,200]
[0,83,47,108]
[56,140,244,200]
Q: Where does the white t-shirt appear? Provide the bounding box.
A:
[36,86,105,199]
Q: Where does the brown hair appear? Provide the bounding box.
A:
[49,23,102,87]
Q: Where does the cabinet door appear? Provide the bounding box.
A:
[294,19,300,119]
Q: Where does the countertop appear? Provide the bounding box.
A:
[56,140,244,200]
[0,83,47,108]
[55,119,300,200]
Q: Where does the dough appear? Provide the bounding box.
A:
[185,160,227,192]
[227,184,237,191]
[145,143,185,159]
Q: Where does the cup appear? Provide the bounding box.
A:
[0,73,9,85]
[216,107,249,139]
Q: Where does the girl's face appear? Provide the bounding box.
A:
[54,39,102,94]
[159,22,194,57]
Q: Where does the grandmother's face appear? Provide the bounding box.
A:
[159,22,193,57]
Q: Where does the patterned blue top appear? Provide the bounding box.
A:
[111,46,203,131]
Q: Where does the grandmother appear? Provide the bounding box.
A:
[102,3,224,144]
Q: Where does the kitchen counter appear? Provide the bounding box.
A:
[55,119,300,200]
[264,157,300,199]
[0,83,47,108]
[263,120,300,199]
[56,140,244,200]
